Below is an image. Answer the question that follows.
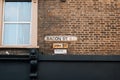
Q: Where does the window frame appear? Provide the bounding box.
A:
[0,0,38,48]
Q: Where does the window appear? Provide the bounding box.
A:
[0,0,38,48]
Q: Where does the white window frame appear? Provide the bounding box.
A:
[0,0,38,48]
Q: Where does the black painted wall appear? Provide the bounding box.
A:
[0,55,120,80]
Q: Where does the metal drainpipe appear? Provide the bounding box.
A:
[29,49,38,80]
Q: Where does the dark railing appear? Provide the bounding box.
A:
[0,49,120,80]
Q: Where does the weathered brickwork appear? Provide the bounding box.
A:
[38,0,120,55]
[0,48,29,55]
[0,0,120,55]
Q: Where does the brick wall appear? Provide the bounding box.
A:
[0,0,120,55]
[38,0,120,55]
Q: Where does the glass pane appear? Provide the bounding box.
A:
[3,23,30,45]
[18,2,31,21]
[4,2,18,22]
[4,2,31,22]
[3,24,17,45]
[17,24,30,44]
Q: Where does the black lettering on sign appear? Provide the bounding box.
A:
[54,37,61,41]
[63,37,67,41]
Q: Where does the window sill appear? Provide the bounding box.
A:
[0,45,39,48]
